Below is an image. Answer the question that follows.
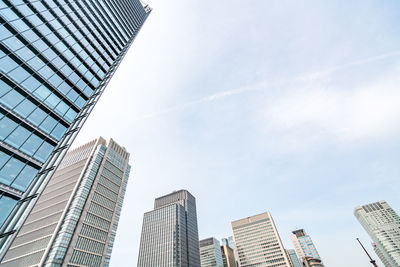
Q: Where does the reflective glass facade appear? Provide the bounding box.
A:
[138,190,201,267]
[1,137,131,267]
[0,0,150,257]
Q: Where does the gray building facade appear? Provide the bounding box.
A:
[0,0,150,257]
[1,137,131,267]
[137,190,201,267]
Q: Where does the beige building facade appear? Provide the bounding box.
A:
[231,212,291,267]
[1,137,131,267]
[221,244,237,267]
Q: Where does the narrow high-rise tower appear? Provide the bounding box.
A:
[221,244,237,267]
[231,211,291,267]
[221,236,237,265]
[1,137,131,266]
[355,200,400,266]
[137,190,201,267]
[0,0,150,257]
[290,229,323,266]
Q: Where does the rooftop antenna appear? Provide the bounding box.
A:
[356,238,378,267]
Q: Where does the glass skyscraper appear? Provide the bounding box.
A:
[290,229,323,266]
[1,137,131,267]
[0,0,150,257]
[355,200,400,266]
[137,190,201,267]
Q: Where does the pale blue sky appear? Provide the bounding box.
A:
[75,0,400,266]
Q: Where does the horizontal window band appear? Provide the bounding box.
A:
[0,16,92,103]
[24,1,104,83]
[0,73,71,128]
[0,105,58,146]
[0,142,42,170]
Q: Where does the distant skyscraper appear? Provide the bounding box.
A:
[290,229,323,266]
[286,249,301,267]
[221,236,238,265]
[231,211,291,267]
[221,244,237,267]
[0,0,150,257]
[355,200,400,266]
[221,236,234,249]
[137,190,201,267]
[200,237,223,267]
[1,137,131,266]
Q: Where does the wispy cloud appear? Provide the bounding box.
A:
[260,75,400,154]
[136,50,400,122]
[137,80,271,120]
[295,50,400,82]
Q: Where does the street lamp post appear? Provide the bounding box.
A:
[356,238,378,267]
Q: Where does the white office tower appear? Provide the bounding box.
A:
[1,137,131,267]
[199,238,223,267]
[355,200,400,266]
[231,212,291,267]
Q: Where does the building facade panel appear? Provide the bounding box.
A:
[0,0,150,257]
[199,237,223,267]
[286,249,301,267]
[138,190,201,267]
[290,229,323,266]
[231,212,291,267]
[221,244,236,267]
[355,200,400,266]
[137,204,187,267]
[1,137,131,267]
